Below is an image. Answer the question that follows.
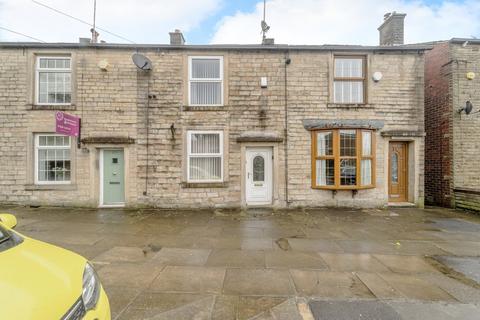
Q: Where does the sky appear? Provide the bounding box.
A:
[0,0,479,45]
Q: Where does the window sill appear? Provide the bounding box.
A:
[183,105,228,112]
[25,184,77,191]
[327,103,373,109]
[28,104,76,111]
[181,181,228,188]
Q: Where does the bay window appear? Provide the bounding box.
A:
[188,56,223,106]
[187,131,223,182]
[35,134,71,184]
[312,129,375,189]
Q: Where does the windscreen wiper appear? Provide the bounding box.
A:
[0,234,11,244]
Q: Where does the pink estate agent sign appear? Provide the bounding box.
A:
[55,111,80,137]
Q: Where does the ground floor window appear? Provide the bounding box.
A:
[312,129,375,189]
[35,134,71,184]
[187,130,223,182]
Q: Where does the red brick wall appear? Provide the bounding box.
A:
[424,42,453,207]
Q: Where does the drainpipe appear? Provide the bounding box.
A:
[284,51,291,205]
[143,75,151,196]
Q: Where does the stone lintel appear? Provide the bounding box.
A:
[236,131,284,143]
[81,136,135,144]
[380,130,425,137]
[303,119,384,131]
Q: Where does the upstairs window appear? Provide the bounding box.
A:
[188,56,223,106]
[36,57,71,105]
[312,129,374,189]
[35,134,71,184]
[187,131,223,182]
[333,56,365,104]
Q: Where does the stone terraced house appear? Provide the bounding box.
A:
[0,13,429,209]
[425,38,480,212]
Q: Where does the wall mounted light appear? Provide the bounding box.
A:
[466,72,475,80]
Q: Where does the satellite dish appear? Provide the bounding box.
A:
[261,20,270,33]
[132,53,152,71]
[458,100,474,115]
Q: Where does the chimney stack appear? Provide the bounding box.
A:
[169,29,185,45]
[378,12,406,45]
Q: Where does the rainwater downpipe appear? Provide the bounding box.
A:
[284,51,291,205]
[143,75,151,196]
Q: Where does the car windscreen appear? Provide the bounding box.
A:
[0,225,9,243]
[0,225,23,252]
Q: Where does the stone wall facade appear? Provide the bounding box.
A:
[0,44,426,209]
[425,40,480,212]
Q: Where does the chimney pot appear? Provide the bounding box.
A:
[378,12,406,45]
[169,29,185,45]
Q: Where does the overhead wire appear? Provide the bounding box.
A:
[31,0,136,44]
[0,26,46,42]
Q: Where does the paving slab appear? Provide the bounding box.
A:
[237,296,288,320]
[420,273,480,304]
[309,300,402,320]
[265,251,328,269]
[356,272,405,299]
[270,298,303,320]
[93,246,151,263]
[206,249,265,268]
[374,255,439,273]
[141,296,215,320]
[103,286,141,319]
[149,266,226,294]
[97,262,164,289]
[284,238,344,253]
[389,301,470,320]
[434,241,480,256]
[223,269,295,296]
[118,292,208,319]
[378,273,456,301]
[434,256,480,284]
[152,248,211,266]
[319,253,390,272]
[290,270,374,298]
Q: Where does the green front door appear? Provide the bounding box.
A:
[102,149,125,205]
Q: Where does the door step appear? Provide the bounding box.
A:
[388,202,415,208]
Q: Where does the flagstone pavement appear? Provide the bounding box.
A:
[3,205,480,319]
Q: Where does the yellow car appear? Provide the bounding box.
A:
[0,213,110,320]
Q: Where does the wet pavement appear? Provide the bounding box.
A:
[2,205,480,319]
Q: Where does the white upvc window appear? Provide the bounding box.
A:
[333,56,366,104]
[35,56,72,105]
[188,56,223,106]
[34,134,71,185]
[187,131,223,182]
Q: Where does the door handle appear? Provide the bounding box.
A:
[248,172,250,179]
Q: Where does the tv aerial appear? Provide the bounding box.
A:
[261,0,270,42]
[132,53,153,71]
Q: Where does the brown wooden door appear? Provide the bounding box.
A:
[388,142,408,202]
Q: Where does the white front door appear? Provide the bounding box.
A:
[246,147,273,205]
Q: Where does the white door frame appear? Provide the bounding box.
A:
[245,147,273,206]
[99,148,125,208]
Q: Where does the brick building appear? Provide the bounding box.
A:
[425,38,480,211]
[0,13,428,208]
